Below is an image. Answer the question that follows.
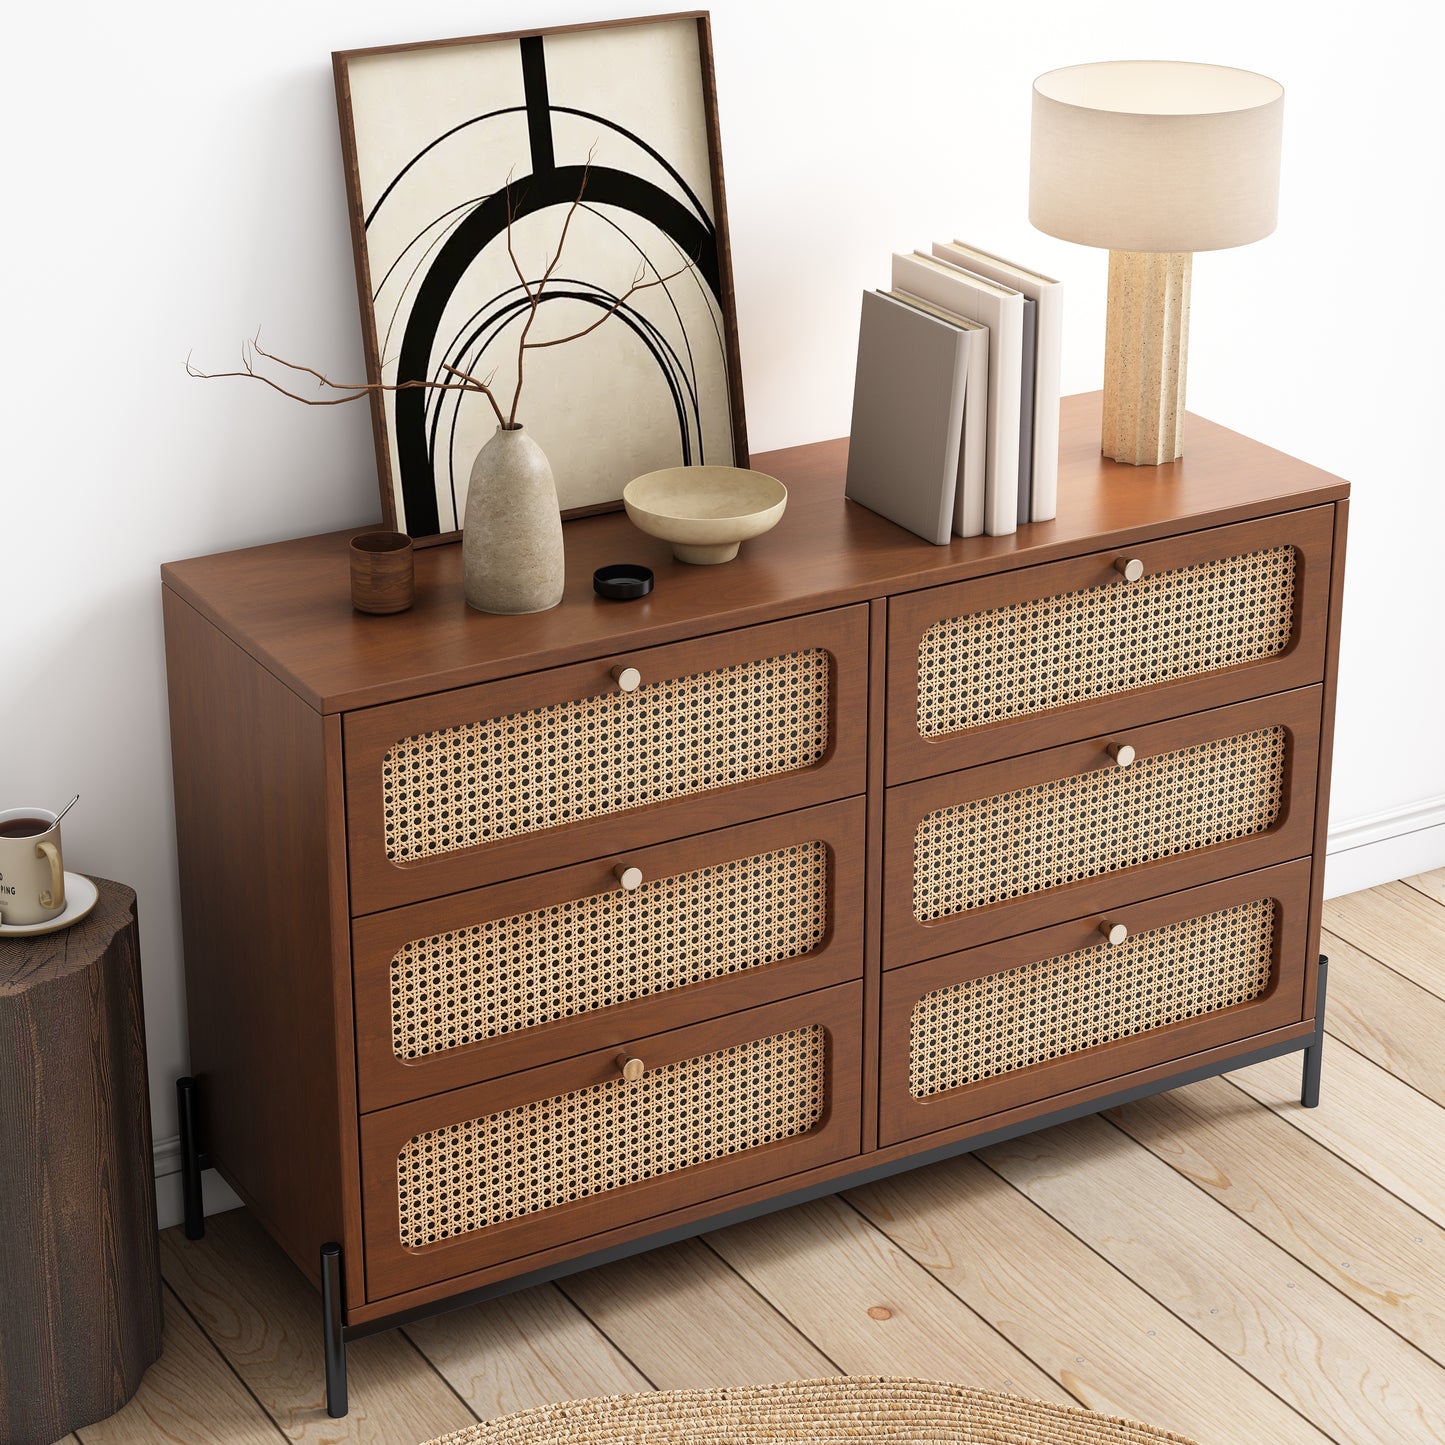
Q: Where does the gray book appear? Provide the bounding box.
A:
[845,290,970,546]
[1017,295,1036,525]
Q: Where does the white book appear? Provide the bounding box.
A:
[883,290,989,537]
[891,251,1023,536]
[845,290,969,545]
[934,240,1062,522]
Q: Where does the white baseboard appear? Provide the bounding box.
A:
[147,797,1445,1227]
[153,1133,244,1232]
[1325,795,1445,899]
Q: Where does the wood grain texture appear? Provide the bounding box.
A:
[159,395,1349,716]
[1107,1074,1445,1366]
[162,591,353,1295]
[1405,868,1445,910]
[982,1113,1445,1445]
[1303,497,1348,1019]
[560,1237,836,1388]
[1319,928,1445,1104]
[1322,881,1445,997]
[403,1282,648,1419]
[848,1152,1332,1444]
[1229,1040,1445,1230]
[0,880,162,1445]
[159,1210,476,1442]
[706,1194,1071,1403]
[75,1285,284,1444]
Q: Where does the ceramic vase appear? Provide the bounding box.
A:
[462,425,565,614]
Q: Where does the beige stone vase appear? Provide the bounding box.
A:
[463,425,565,614]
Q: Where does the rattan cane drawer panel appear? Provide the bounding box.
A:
[913,725,1288,922]
[344,607,869,914]
[883,688,1321,963]
[886,507,1334,781]
[351,800,866,1110]
[879,860,1312,1144]
[359,984,863,1298]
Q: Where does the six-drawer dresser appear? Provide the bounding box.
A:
[161,392,1348,1414]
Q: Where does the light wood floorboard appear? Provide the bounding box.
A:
[1404,867,1445,908]
[60,874,1445,1445]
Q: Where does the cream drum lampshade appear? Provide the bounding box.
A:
[1029,60,1284,464]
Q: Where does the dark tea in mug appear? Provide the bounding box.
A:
[0,816,51,838]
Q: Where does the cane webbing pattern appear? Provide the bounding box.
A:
[396,1026,827,1247]
[914,726,1287,921]
[916,546,1296,737]
[908,897,1275,1098]
[390,842,830,1059]
[381,650,831,863]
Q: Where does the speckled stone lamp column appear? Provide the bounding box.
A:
[1030,60,1283,467]
[1102,250,1192,464]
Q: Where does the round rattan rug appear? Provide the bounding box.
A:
[421,1376,1198,1445]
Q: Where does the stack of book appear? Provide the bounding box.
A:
[845,241,1062,543]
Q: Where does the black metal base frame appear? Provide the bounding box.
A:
[183,956,1330,1420]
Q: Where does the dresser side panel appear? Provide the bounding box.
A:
[162,586,348,1283]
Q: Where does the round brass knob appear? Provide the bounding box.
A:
[616,1054,646,1082]
[611,665,641,693]
[1107,742,1136,767]
[1099,920,1128,946]
[614,864,644,891]
[1114,557,1145,582]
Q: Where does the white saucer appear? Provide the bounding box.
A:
[0,873,100,936]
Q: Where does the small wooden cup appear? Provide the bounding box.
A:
[350,531,414,614]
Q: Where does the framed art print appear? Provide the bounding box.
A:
[333,12,748,542]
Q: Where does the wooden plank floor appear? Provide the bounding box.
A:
[71,871,1445,1445]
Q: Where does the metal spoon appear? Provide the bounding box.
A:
[52,794,79,827]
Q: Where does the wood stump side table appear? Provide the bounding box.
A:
[0,879,163,1445]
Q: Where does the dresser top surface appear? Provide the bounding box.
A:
[161,393,1348,714]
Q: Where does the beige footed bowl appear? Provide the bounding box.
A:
[622,466,787,564]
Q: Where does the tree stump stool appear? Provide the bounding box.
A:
[0,879,163,1444]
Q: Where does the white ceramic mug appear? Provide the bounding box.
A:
[0,806,66,926]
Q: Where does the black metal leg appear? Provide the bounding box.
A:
[1301,955,1329,1108]
[321,1242,348,1418]
[176,1075,206,1240]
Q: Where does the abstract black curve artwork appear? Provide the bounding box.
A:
[334,13,748,541]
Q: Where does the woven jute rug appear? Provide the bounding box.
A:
[421,1375,1198,1445]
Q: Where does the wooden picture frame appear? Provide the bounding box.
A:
[333,11,749,544]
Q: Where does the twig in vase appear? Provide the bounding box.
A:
[190,148,697,437]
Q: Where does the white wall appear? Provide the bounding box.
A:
[4,1,1441,1224]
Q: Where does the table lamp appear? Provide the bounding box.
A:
[1029,60,1284,465]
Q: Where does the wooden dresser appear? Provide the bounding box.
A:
[161,392,1348,1413]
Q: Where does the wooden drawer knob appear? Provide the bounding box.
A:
[611,664,642,693]
[614,864,644,891]
[1114,557,1145,582]
[1107,741,1136,767]
[616,1054,646,1082]
[1098,920,1128,946]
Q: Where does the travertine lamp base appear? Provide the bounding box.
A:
[1102,250,1192,465]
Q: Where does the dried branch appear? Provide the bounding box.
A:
[523,257,695,352]
[506,146,597,427]
[188,331,507,428]
[191,145,700,444]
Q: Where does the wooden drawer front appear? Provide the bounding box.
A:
[887,508,1333,781]
[352,800,866,1110]
[886,688,1320,962]
[360,984,862,1298]
[880,861,1311,1144]
[345,607,868,912]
